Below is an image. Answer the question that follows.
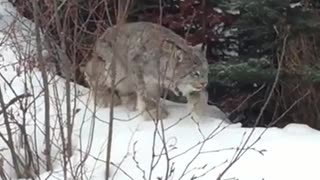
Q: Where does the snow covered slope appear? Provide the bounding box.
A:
[0,1,320,180]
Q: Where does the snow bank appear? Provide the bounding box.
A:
[0,1,319,179]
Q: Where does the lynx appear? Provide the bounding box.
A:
[89,22,209,120]
[82,57,230,122]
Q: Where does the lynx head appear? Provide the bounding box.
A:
[172,43,209,96]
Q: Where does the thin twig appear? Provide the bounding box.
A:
[0,93,32,114]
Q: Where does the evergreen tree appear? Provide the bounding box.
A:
[209,0,320,85]
[212,0,320,128]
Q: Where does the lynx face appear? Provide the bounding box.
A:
[173,45,209,96]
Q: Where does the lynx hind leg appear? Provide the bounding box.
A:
[82,55,122,108]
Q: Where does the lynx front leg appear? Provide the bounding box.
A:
[133,67,168,121]
[186,90,230,122]
[136,92,168,121]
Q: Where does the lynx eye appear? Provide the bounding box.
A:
[192,71,200,77]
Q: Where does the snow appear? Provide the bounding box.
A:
[0,1,320,180]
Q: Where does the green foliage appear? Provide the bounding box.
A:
[209,0,320,85]
[239,0,320,55]
[208,57,277,85]
[209,60,320,86]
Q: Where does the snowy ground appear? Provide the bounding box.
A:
[0,1,320,180]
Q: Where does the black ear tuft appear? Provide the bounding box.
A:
[191,43,207,54]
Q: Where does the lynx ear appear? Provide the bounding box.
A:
[191,43,207,54]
